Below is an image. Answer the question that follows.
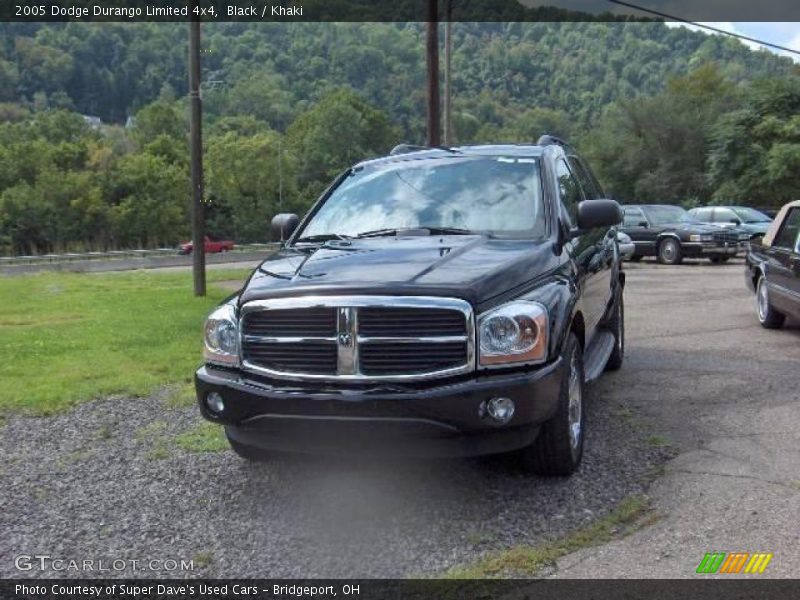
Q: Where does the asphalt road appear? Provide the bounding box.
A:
[554,259,800,578]
[1,260,797,578]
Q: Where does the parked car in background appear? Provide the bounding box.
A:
[746,200,800,328]
[620,204,739,264]
[689,206,772,240]
[179,236,235,255]
[617,231,635,260]
[196,137,626,476]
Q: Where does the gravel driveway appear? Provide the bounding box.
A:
[1,267,672,579]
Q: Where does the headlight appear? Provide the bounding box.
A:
[478,301,548,366]
[204,304,239,366]
[689,234,714,242]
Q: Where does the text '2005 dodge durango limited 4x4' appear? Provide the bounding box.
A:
[196,137,626,475]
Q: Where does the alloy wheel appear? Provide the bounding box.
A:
[567,352,583,455]
[757,278,769,322]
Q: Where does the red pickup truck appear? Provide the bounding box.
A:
[179,236,235,255]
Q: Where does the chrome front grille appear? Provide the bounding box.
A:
[713,230,739,245]
[240,296,475,381]
[359,340,469,375]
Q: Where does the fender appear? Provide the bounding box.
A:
[656,232,681,245]
[516,279,579,359]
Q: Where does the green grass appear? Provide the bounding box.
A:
[192,552,214,569]
[0,269,251,416]
[441,496,655,578]
[164,382,198,409]
[133,418,227,459]
[175,422,228,453]
[646,435,670,448]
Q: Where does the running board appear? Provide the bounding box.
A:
[583,330,615,383]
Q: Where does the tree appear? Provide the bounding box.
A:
[584,64,739,203]
[106,153,187,248]
[222,72,297,132]
[287,88,398,194]
[205,130,297,243]
[131,101,185,146]
[708,77,800,205]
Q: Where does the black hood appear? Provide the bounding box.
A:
[239,235,558,307]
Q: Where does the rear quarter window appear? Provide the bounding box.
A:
[773,208,800,252]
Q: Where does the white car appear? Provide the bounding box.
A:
[617,231,635,260]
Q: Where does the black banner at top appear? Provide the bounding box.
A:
[3,0,800,23]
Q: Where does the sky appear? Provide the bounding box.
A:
[519,4,800,63]
[666,22,800,63]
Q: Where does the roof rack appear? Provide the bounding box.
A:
[390,144,428,155]
[536,134,571,148]
[389,144,462,156]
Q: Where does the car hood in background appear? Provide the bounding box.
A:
[240,235,559,307]
[739,222,771,235]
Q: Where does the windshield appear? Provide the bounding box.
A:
[644,205,693,225]
[730,207,771,223]
[297,156,546,240]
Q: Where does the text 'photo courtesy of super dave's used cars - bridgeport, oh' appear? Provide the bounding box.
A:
[197,137,626,476]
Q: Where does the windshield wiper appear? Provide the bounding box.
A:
[295,233,353,243]
[355,227,476,238]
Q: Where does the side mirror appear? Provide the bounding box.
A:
[271,213,300,242]
[730,218,741,225]
[575,199,623,232]
[637,221,649,228]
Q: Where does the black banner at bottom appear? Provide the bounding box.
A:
[3,579,800,600]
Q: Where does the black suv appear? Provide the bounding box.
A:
[621,204,740,264]
[195,137,625,475]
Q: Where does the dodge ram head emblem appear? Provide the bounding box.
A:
[337,332,353,347]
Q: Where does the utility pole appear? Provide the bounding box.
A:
[188,13,206,297]
[278,138,283,213]
[426,0,440,146]
[443,0,453,145]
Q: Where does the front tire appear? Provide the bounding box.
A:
[518,332,586,476]
[756,276,785,329]
[657,238,682,265]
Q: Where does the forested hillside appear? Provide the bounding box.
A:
[1,21,799,254]
[1,22,795,131]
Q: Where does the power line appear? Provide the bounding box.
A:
[608,0,800,57]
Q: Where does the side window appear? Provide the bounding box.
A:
[555,159,584,224]
[716,208,738,224]
[773,208,800,252]
[567,156,600,200]
[623,208,644,227]
[692,208,712,221]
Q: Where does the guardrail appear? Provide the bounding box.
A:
[0,243,278,267]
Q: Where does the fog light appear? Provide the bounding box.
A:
[486,396,515,424]
[205,391,225,414]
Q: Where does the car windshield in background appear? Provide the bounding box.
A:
[297,157,545,240]
[731,207,772,223]
[644,206,693,225]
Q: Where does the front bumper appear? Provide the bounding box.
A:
[682,242,740,257]
[195,359,563,458]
